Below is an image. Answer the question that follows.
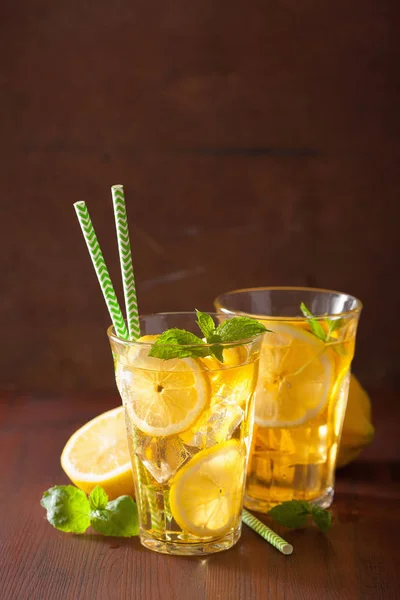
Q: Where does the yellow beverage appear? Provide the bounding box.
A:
[215,287,362,512]
[246,321,355,510]
[109,312,262,555]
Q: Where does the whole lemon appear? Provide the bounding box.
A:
[337,374,375,467]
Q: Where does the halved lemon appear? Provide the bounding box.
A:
[61,406,134,500]
[169,440,245,537]
[119,341,209,437]
[255,323,334,427]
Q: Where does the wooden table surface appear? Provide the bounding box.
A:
[1,391,399,600]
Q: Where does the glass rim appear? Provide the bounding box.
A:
[214,286,363,321]
[107,310,265,347]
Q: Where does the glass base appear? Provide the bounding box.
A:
[244,487,334,514]
[311,487,334,509]
[140,526,241,556]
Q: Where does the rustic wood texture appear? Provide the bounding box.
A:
[1,1,399,393]
[1,391,399,600]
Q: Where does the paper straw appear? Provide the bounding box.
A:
[132,455,148,522]
[146,485,163,532]
[242,509,293,555]
[163,489,173,522]
[111,185,140,341]
[74,201,128,340]
[132,431,163,532]
[136,460,163,532]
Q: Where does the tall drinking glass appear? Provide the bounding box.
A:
[215,288,362,512]
[108,312,262,555]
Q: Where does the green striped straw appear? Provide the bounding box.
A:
[134,455,163,533]
[132,435,163,532]
[74,201,128,340]
[132,455,148,522]
[75,192,163,530]
[146,485,163,532]
[110,187,162,529]
[163,489,173,523]
[242,509,293,555]
[111,185,141,341]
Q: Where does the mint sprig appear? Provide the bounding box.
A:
[196,310,216,339]
[300,303,327,342]
[215,316,269,342]
[268,500,332,532]
[148,328,209,360]
[300,302,344,354]
[148,310,269,362]
[41,485,139,537]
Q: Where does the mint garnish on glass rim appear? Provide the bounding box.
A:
[300,302,344,344]
[148,310,269,362]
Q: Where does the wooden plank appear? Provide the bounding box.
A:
[1,393,399,599]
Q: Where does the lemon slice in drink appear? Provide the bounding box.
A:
[61,406,134,500]
[118,339,209,437]
[255,323,334,427]
[169,440,245,537]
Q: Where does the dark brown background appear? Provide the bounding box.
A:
[1,1,399,393]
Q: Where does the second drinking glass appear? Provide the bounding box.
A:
[215,287,362,513]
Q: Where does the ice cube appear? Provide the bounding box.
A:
[134,434,191,484]
[255,424,328,465]
[180,403,244,449]
[208,366,255,408]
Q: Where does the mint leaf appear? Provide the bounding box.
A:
[41,485,91,534]
[210,345,224,362]
[312,505,332,532]
[268,500,332,532]
[327,317,343,336]
[195,309,216,339]
[90,495,139,537]
[204,332,223,362]
[216,317,268,343]
[147,314,268,361]
[268,500,311,528]
[195,310,225,362]
[89,486,108,511]
[148,329,208,360]
[300,303,345,356]
[300,303,327,342]
[326,318,347,356]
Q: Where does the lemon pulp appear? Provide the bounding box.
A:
[254,323,334,427]
[61,406,134,500]
[169,440,245,537]
[117,341,209,437]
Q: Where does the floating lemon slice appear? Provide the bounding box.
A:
[61,406,134,500]
[255,323,334,427]
[169,440,245,537]
[118,337,209,437]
